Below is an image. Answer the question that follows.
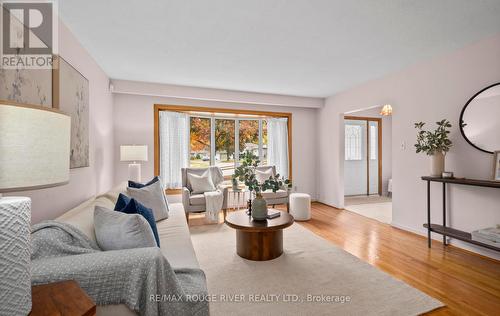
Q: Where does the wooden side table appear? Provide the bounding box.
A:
[227,188,249,211]
[30,280,96,316]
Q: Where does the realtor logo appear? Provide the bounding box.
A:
[1,0,57,69]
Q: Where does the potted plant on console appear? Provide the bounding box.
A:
[414,119,453,177]
[234,151,291,220]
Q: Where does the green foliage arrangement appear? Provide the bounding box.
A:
[414,119,453,155]
[233,150,291,196]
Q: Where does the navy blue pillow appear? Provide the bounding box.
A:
[114,193,160,247]
[114,193,131,211]
[128,176,159,189]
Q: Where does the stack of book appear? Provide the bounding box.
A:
[267,210,281,219]
[471,225,500,247]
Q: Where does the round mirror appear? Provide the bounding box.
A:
[459,83,500,154]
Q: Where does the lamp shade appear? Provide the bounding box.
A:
[120,145,148,162]
[0,104,71,192]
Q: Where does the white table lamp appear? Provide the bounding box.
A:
[120,145,148,182]
[0,103,71,315]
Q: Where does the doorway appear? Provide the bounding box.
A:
[342,106,393,224]
[344,116,382,196]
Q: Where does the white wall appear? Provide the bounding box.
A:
[112,83,318,199]
[317,34,500,259]
[5,23,114,223]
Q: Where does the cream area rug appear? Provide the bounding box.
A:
[344,202,392,224]
[190,223,442,315]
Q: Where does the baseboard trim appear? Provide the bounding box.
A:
[390,222,428,236]
[314,200,343,210]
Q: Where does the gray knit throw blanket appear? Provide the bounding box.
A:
[31,220,209,316]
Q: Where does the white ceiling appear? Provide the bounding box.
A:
[59,0,500,98]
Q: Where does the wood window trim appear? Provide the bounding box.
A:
[154,104,293,183]
[344,116,383,196]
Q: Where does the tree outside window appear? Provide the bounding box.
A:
[190,117,211,167]
[262,119,268,165]
[239,120,259,163]
[188,116,269,176]
[215,119,235,176]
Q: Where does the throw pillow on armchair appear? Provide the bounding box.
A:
[188,171,216,193]
[256,168,273,184]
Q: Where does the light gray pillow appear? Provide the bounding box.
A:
[94,206,156,251]
[127,179,169,221]
[256,168,273,184]
[188,171,216,194]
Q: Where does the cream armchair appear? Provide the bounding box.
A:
[181,166,229,222]
[255,165,290,212]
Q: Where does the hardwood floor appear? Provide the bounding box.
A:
[187,203,500,315]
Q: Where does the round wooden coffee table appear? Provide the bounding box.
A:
[224,209,294,261]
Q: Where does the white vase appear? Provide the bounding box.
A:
[430,152,445,177]
[251,194,268,221]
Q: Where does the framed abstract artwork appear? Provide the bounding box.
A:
[0,68,52,107]
[53,55,90,168]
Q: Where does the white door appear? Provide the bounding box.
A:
[368,120,380,195]
[344,118,380,196]
[344,120,368,195]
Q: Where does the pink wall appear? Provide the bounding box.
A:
[317,33,500,259]
[5,22,114,224]
[112,80,323,108]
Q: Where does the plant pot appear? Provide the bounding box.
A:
[430,152,445,177]
[251,194,268,221]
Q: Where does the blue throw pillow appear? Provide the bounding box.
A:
[114,193,160,247]
[128,176,159,189]
[114,193,131,211]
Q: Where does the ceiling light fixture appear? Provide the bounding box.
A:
[380,104,393,116]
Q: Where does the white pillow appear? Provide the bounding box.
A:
[127,179,169,221]
[256,169,273,184]
[188,171,216,194]
[94,206,156,251]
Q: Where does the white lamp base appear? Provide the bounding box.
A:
[0,197,32,315]
[128,163,142,182]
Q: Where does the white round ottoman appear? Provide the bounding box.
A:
[289,193,311,221]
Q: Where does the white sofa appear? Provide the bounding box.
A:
[55,183,201,316]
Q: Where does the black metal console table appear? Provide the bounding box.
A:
[422,176,500,252]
